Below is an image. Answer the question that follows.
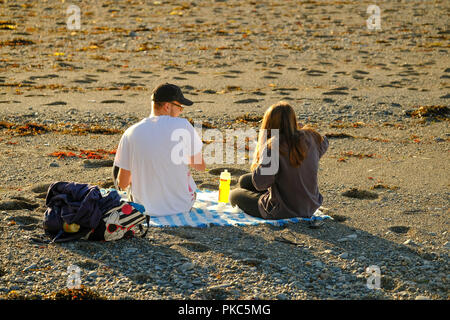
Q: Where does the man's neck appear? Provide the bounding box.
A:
[151,110,170,117]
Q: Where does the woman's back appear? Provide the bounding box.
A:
[269,131,329,218]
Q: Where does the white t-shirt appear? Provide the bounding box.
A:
[114,115,203,216]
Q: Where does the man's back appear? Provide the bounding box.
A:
[114,115,202,216]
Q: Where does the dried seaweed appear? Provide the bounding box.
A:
[187,118,216,129]
[63,125,123,135]
[235,113,263,123]
[0,82,32,88]
[370,184,399,190]
[0,122,50,136]
[49,149,116,160]
[341,150,378,159]
[217,85,242,94]
[360,136,391,143]
[405,105,449,121]
[0,21,16,30]
[329,121,366,128]
[135,43,160,52]
[79,148,116,159]
[0,291,40,300]
[326,132,390,142]
[15,123,50,136]
[43,286,105,300]
[0,121,13,129]
[0,121,123,136]
[0,38,34,47]
[382,123,405,130]
[48,151,78,159]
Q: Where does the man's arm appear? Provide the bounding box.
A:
[188,151,206,171]
[117,168,132,190]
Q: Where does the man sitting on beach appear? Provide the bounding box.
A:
[113,83,206,216]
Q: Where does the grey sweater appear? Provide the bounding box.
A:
[252,134,329,219]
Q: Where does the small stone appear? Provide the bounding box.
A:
[240,258,263,266]
[337,275,346,282]
[415,295,430,300]
[23,264,38,272]
[182,282,194,289]
[319,271,330,280]
[400,255,412,265]
[403,239,418,246]
[357,256,367,261]
[209,283,231,290]
[338,234,357,242]
[49,162,59,168]
[274,278,284,284]
[180,262,195,272]
[276,293,288,300]
[339,252,349,259]
[312,260,324,268]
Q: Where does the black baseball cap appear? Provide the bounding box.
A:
[152,83,193,106]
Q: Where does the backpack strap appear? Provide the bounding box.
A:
[50,229,64,244]
[139,215,150,238]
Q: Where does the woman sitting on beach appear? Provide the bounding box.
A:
[229,101,329,220]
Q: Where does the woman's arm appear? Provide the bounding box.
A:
[251,145,277,191]
[319,136,329,158]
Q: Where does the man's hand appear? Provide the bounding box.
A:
[117,168,132,190]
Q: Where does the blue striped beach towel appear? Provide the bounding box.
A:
[102,189,331,228]
[149,190,331,228]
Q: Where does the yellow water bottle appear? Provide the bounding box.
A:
[63,222,80,233]
[218,169,231,203]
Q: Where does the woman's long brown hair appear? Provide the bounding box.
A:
[251,101,323,171]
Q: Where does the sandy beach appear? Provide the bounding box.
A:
[0,0,449,300]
